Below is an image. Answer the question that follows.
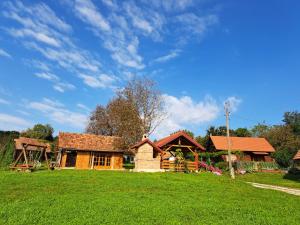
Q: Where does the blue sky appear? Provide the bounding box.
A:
[0,0,299,138]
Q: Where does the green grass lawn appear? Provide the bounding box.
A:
[0,170,299,225]
[236,172,300,189]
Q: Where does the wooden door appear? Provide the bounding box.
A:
[93,153,112,169]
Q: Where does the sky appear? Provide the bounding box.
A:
[0,0,299,139]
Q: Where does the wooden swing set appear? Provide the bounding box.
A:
[10,137,51,171]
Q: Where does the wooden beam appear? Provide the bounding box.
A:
[22,145,29,169]
[11,150,23,168]
[44,148,50,170]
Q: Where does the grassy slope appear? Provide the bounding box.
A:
[0,171,299,225]
[236,173,300,189]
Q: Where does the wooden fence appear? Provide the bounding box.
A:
[161,160,196,172]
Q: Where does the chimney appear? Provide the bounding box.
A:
[142,134,148,141]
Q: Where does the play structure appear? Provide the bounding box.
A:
[11,137,51,171]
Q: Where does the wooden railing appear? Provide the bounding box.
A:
[161,160,196,172]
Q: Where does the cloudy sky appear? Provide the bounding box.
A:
[0,0,299,138]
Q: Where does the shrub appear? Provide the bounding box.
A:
[214,162,228,171]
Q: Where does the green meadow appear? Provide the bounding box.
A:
[0,170,299,225]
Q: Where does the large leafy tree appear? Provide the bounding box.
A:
[118,77,164,135]
[86,77,164,147]
[21,124,54,141]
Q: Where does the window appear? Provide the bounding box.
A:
[93,153,112,167]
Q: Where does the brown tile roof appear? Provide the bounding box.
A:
[155,131,205,151]
[293,150,300,160]
[131,138,163,153]
[15,137,51,153]
[210,136,275,152]
[58,132,125,152]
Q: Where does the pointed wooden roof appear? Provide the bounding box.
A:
[155,131,205,151]
[293,150,300,160]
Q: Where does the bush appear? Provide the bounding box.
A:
[214,162,228,171]
[236,161,279,173]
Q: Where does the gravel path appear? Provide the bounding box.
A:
[247,182,300,196]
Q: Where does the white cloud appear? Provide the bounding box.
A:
[0,113,31,131]
[27,98,88,129]
[224,96,242,113]
[176,13,218,36]
[34,71,75,93]
[150,0,195,12]
[0,98,10,105]
[74,0,111,32]
[77,103,91,112]
[7,28,61,47]
[154,94,220,138]
[79,73,118,89]
[35,72,59,81]
[53,82,76,93]
[153,49,181,63]
[0,48,12,58]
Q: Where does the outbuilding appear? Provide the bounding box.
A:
[58,132,125,170]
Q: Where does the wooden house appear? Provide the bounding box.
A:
[210,136,275,162]
[58,132,125,170]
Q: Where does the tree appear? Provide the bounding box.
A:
[235,128,251,137]
[172,129,194,138]
[251,123,270,137]
[283,111,300,135]
[86,77,165,147]
[86,97,143,147]
[107,97,143,146]
[0,131,20,168]
[21,124,54,141]
[261,125,300,167]
[117,76,164,135]
[86,105,113,136]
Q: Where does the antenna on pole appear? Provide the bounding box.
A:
[225,101,235,179]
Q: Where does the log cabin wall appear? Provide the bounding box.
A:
[60,150,123,170]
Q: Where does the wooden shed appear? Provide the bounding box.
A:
[58,132,125,170]
[293,150,300,169]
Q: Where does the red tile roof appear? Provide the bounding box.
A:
[155,131,205,150]
[293,150,300,160]
[58,132,125,152]
[210,136,275,152]
[132,138,163,153]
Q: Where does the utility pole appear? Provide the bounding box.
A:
[225,101,235,179]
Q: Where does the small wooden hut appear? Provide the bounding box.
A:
[58,132,125,170]
[293,150,300,169]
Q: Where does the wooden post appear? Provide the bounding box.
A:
[195,153,199,171]
[11,150,23,168]
[44,148,50,170]
[225,102,235,179]
[22,145,29,169]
